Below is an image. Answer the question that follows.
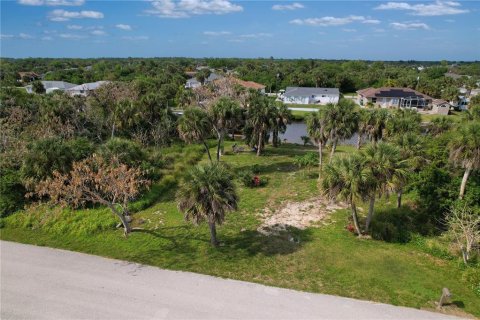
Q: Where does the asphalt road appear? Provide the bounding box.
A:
[0,240,462,320]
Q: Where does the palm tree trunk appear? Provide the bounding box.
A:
[351,202,361,235]
[202,141,213,163]
[459,167,471,199]
[208,221,219,247]
[356,133,361,149]
[318,141,323,178]
[329,139,337,163]
[256,129,263,156]
[397,189,403,208]
[365,196,375,231]
[216,131,224,162]
[272,128,278,147]
[111,123,116,139]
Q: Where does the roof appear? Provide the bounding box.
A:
[357,87,432,99]
[234,79,266,90]
[284,87,339,97]
[432,99,449,106]
[68,81,109,91]
[39,81,78,90]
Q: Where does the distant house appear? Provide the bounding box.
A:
[282,87,339,105]
[25,80,78,94]
[231,78,266,94]
[67,81,109,96]
[185,72,223,89]
[357,87,433,109]
[431,99,450,115]
[18,71,40,83]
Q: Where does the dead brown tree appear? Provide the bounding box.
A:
[34,155,149,236]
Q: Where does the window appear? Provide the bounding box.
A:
[371,98,377,103]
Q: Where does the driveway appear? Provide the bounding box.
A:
[0,241,462,319]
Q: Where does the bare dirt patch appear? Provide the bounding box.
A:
[257,197,347,236]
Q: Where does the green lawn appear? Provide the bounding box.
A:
[1,141,478,317]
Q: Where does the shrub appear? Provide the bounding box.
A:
[370,208,413,243]
[462,267,480,297]
[0,168,25,217]
[238,168,268,188]
[21,137,94,184]
[97,138,147,167]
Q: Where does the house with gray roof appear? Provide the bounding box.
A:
[25,80,78,94]
[67,81,109,96]
[185,72,224,89]
[282,87,339,105]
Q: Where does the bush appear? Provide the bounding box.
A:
[0,169,25,217]
[238,168,268,188]
[462,267,480,297]
[97,138,147,167]
[21,137,94,184]
[370,208,413,243]
[293,152,318,169]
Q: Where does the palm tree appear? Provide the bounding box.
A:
[324,100,358,161]
[362,142,406,231]
[176,163,238,247]
[246,95,277,156]
[356,109,374,149]
[428,116,453,136]
[385,108,421,139]
[367,109,389,145]
[449,122,480,199]
[306,110,328,175]
[177,107,213,162]
[271,102,292,147]
[321,154,368,235]
[392,133,425,208]
[209,97,242,161]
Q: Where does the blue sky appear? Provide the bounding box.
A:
[1,0,479,60]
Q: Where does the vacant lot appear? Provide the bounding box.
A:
[1,142,478,318]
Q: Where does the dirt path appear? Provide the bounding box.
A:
[258,197,347,235]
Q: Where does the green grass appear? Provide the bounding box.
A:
[420,110,463,122]
[1,141,479,317]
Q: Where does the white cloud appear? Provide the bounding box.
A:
[18,0,85,6]
[1,34,15,39]
[116,24,132,30]
[375,1,469,16]
[390,22,430,30]
[290,15,372,27]
[203,31,231,36]
[146,0,243,18]
[122,35,149,40]
[59,33,87,39]
[91,30,107,36]
[19,33,34,39]
[362,19,381,24]
[239,33,272,38]
[67,24,83,29]
[342,28,357,32]
[272,2,304,11]
[48,9,104,21]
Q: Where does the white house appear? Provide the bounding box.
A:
[282,87,339,105]
[25,80,78,94]
[67,81,109,96]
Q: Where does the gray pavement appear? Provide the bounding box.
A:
[0,240,462,319]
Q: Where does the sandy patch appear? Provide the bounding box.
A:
[257,197,346,236]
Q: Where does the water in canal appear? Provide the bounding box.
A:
[279,122,359,146]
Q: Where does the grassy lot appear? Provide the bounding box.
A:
[1,141,479,317]
[420,110,463,123]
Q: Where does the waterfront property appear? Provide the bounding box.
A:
[357,87,433,109]
[282,87,340,105]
